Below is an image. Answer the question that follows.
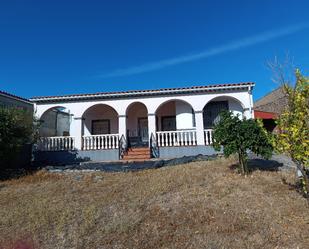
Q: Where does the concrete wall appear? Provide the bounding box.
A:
[176,101,195,130]
[159,146,219,159]
[34,149,119,165]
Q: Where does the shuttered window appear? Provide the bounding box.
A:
[91,120,110,135]
[203,101,228,128]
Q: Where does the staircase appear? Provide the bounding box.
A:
[122,147,151,161]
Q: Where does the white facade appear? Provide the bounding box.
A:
[32,83,254,153]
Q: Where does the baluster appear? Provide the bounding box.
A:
[115,135,119,148]
[183,132,186,146]
[209,130,213,145]
[162,133,165,147]
[167,131,173,146]
[109,136,112,149]
[189,131,192,145]
[63,137,66,150]
[187,132,190,146]
[157,133,160,147]
[172,132,177,146]
[41,138,44,151]
[193,131,197,145]
[89,136,93,150]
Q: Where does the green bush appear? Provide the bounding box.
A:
[213,111,273,174]
[0,107,37,168]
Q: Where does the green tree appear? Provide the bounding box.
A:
[213,111,273,174]
[276,69,309,194]
[0,107,37,168]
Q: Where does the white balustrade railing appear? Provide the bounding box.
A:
[37,136,75,151]
[204,129,213,145]
[156,130,197,147]
[82,134,119,150]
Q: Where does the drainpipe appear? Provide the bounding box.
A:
[248,86,254,119]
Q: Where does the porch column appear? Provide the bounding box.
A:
[118,114,127,139]
[71,117,84,150]
[148,113,156,144]
[195,110,205,146]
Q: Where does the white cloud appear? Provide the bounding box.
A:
[100,23,309,78]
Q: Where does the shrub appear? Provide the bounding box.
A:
[0,107,37,169]
[212,111,273,174]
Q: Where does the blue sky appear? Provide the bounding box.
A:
[1,0,309,100]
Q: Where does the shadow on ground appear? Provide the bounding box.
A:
[248,158,284,171]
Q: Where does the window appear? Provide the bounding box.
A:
[91,120,110,135]
[161,116,176,131]
[203,101,228,128]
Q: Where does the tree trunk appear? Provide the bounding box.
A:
[238,151,247,175]
[293,159,309,197]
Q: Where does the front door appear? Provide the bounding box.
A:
[138,118,148,142]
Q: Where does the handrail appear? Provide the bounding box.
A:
[156,129,197,147]
[82,134,119,150]
[37,136,75,151]
[204,129,214,145]
[150,132,159,158]
[119,134,128,159]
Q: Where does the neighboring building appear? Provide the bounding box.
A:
[0,90,34,168]
[0,90,33,112]
[30,82,255,164]
[254,86,288,132]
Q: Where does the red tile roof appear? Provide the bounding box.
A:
[30,82,254,102]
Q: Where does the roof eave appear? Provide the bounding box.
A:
[30,83,255,103]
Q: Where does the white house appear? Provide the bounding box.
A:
[30,82,254,164]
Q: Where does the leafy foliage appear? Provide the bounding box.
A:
[213,111,273,174]
[0,107,37,168]
[275,69,309,194]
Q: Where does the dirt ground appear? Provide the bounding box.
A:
[0,157,309,249]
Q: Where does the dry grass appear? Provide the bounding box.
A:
[0,157,309,249]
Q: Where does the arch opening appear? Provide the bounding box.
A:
[203,96,244,129]
[126,102,148,146]
[39,106,71,137]
[82,104,119,136]
[155,100,195,131]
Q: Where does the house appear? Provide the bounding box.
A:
[0,90,34,168]
[254,86,287,132]
[30,82,254,164]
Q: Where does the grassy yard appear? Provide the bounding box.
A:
[0,157,309,249]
